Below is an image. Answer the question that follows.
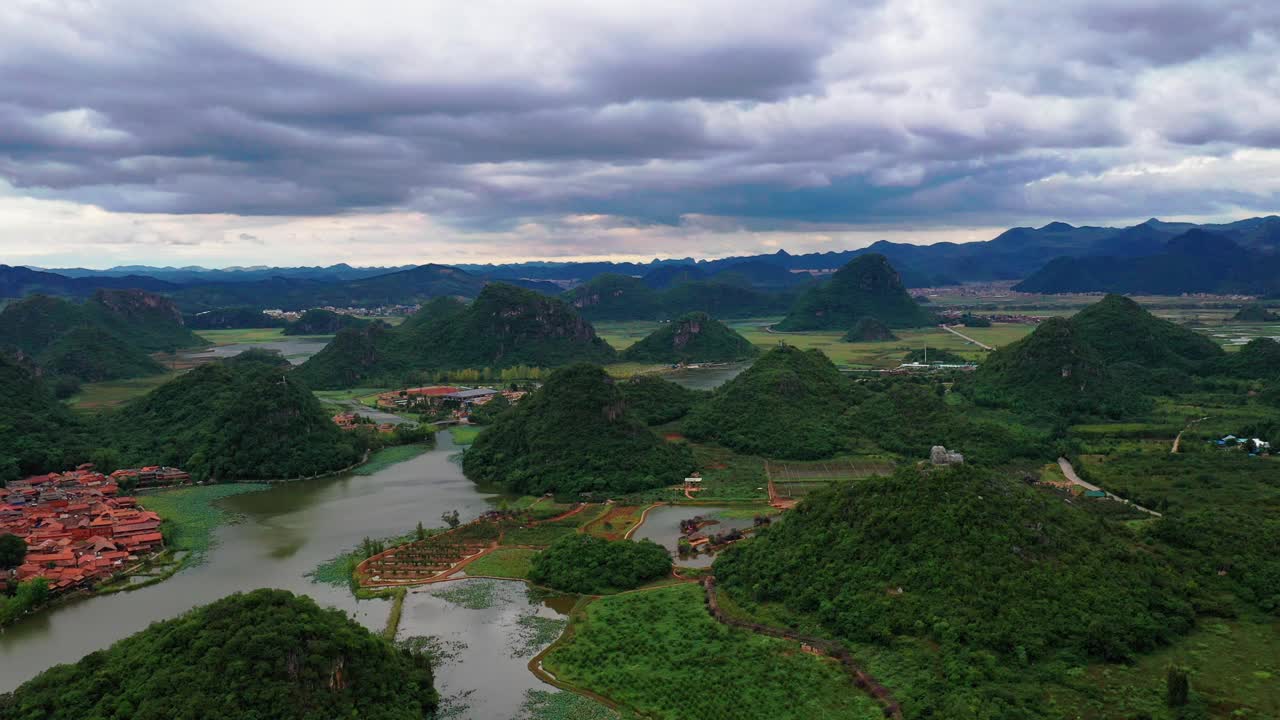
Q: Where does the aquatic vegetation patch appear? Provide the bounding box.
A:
[398,635,469,666]
[517,690,621,720]
[509,611,567,658]
[430,578,504,609]
[137,483,270,562]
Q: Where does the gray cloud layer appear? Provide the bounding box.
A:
[1,0,1278,239]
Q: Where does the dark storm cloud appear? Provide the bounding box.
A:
[0,0,1277,231]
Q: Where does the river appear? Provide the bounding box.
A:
[0,434,571,716]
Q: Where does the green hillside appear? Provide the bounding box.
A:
[0,354,89,480]
[98,353,365,481]
[618,374,707,426]
[296,284,615,389]
[620,312,759,363]
[566,276,794,321]
[775,254,934,331]
[714,466,1195,717]
[1070,294,1222,370]
[462,364,694,496]
[2,589,437,720]
[0,290,203,382]
[967,317,1136,416]
[843,316,897,342]
[565,274,661,320]
[683,345,854,458]
[1233,304,1279,322]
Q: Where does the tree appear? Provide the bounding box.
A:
[0,533,26,569]
[415,522,426,541]
[1167,666,1190,707]
[441,510,461,529]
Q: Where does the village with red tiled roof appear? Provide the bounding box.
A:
[0,464,187,595]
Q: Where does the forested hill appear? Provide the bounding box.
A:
[683,344,854,458]
[1,589,438,720]
[775,254,934,331]
[461,364,694,496]
[564,273,793,321]
[1013,228,1280,296]
[0,354,89,481]
[97,353,365,481]
[713,465,1195,718]
[620,312,759,364]
[966,294,1225,416]
[0,291,204,383]
[295,283,617,389]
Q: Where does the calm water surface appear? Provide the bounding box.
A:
[0,434,541,712]
[630,505,757,568]
[180,337,331,365]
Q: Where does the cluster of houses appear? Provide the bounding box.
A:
[1,465,175,593]
[1215,435,1272,456]
[331,412,397,434]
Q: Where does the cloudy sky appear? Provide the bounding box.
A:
[2,0,1278,268]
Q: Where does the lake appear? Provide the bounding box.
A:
[0,434,569,717]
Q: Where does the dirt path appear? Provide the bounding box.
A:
[941,324,994,350]
[1172,415,1211,454]
[1057,457,1162,517]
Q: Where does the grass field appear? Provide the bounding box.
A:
[137,484,269,560]
[583,505,650,540]
[767,457,895,500]
[68,372,180,410]
[449,425,483,445]
[466,548,538,579]
[351,444,433,476]
[194,328,295,344]
[543,584,884,720]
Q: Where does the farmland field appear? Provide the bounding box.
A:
[466,548,538,579]
[542,583,884,719]
[67,372,181,410]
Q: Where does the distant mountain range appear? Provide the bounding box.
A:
[8,215,1280,307]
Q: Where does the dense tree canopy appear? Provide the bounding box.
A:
[0,589,437,720]
[683,345,856,458]
[0,354,89,480]
[462,364,694,496]
[529,534,672,593]
[297,284,616,388]
[619,312,759,364]
[283,309,371,336]
[618,375,707,426]
[715,466,1196,717]
[775,254,934,331]
[96,353,365,481]
[842,316,897,342]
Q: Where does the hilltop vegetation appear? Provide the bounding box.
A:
[618,375,707,426]
[684,345,855,458]
[776,254,934,331]
[1070,294,1222,371]
[1233,304,1279,321]
[619,312,758,364]
[297,284,616,388]
[0,290,203,383]
[97,352,365,481]
[0,589,437,719]
[462,364,694,496]
[566,274,793,321]
[714,465,1195,717]
[528,534,671,593]
[843,317,897,342]
[185,307,286,330]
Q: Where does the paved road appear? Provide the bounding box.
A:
[1057,457,1162,517]
[941,324,994,350]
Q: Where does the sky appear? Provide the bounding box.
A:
[1,0,1278,268]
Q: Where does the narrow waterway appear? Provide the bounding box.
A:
[0,434,514,697]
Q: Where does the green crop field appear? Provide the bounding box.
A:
[543,583,884,719]
[194,328,296,344]
[68,372,181,410]
[466,548,538,579]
